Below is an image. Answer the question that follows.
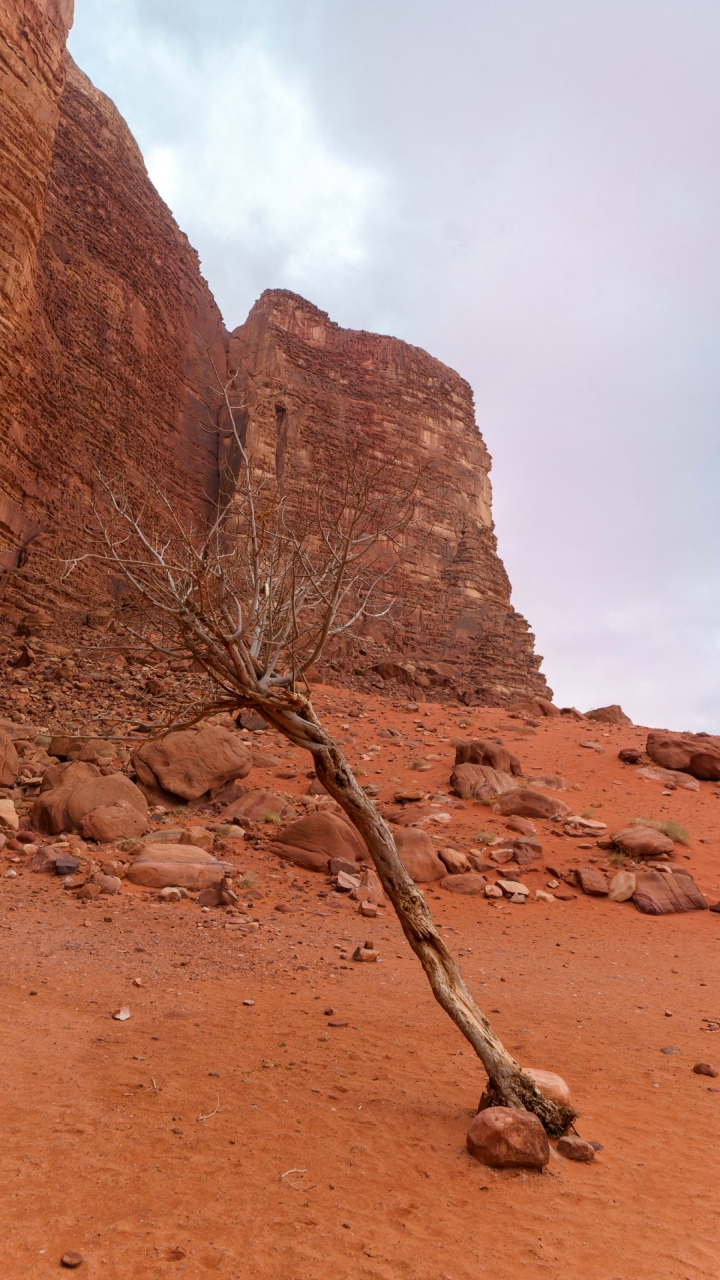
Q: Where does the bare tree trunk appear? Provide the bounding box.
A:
[311,740,576,1136]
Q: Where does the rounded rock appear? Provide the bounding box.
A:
[466,1106,549,1169]
[557,1134,596,1162]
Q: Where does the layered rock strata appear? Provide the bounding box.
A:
[224,290,550,703]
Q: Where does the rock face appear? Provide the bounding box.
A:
[224,290,551,704]
[1,3,227,610]
[1,10,549,705]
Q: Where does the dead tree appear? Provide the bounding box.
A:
[64,387,575,1137]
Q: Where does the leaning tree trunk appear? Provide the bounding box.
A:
[276,714,576,1136]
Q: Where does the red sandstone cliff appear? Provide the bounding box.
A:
[0,5,549,703]
[0,5,227,606]
[225,290,550,703]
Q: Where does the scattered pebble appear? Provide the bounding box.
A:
[693,1062,719,1077]
[61,1253,83,1269]
[113,1006,131,1021]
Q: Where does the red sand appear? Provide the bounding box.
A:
[2,696,719,1278]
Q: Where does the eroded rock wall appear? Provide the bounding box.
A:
[225,290,550,703]
[0,35,227,609]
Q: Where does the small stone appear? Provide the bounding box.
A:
[76,883,101,900]
[61,1253,83,1269]
[160,886,182,903]
[693,1062,719,1077]
[664,1010,673,1017]
[4,869,17,878]
[328,1020,349,1027]
[113,1005,131,1021]
[274,902,301,914]
[466,1106,549,1168]
[324,1007,335,1016]
[352,944,380,962]
[535,889,555,902]
[557,1134,596,1162]
[661,1047,679,1055]
[358,901,378,917]
[243,999,255,1006]
[132,978,143,987]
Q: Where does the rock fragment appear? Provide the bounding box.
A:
[557,1134,596,1162]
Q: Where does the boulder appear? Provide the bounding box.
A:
[528,774,566,792]
[438,847,471,874]
[609,870,636,902]
[40,760,101,794]
[393,827,446,882]
[127,842,232,889]
[576,868,608,896]
[66,775,148,829]
[95,874,122,895]
[179,826,214,852]
[610,826,674,859]
[633,870,707,915]
[440,872,487,895]
[454,739,522,776]
[131,725,253,801]
[646,730,720,781]
[523,1069,571,1107]
[493,789,568,820]
[508,699,561,719]
[506,816,537,836]
[557,1135,596,1162]
[466,1107,549,1169]
[450,762,517,800]
[587,704,632,725]
[79,800,148,842]
[0,730,19,787]
[271,811,368,874]
[223,790,293,824]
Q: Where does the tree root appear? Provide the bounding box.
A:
[481,1076,577,1138]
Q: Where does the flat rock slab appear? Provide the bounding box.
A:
[493,789,568,820]
[633,870,707,914]
[440,872,487,895]
[577,867,608,896]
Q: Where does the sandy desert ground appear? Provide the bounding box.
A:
[2,691,719,1279]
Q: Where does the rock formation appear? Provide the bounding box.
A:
[225,290,550,702]
[0,0,227,611]
[0,0,551,705]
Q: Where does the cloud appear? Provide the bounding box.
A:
[68,0,720,728]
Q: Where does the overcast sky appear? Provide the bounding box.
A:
[68,1,720,730]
